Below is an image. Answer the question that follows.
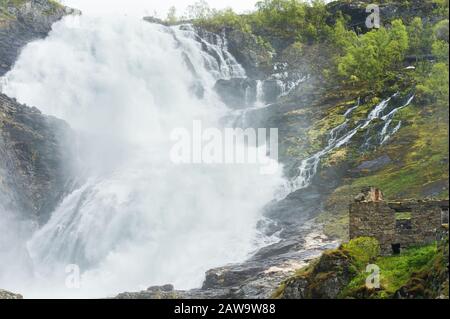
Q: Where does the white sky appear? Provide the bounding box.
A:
[60,0,258,18]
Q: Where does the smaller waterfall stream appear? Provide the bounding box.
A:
[282,93,415,197]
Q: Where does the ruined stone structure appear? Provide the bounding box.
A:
[349,188,449,254]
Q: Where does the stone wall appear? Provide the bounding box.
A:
[350,199,449,254]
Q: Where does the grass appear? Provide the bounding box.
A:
[350,100,449,199]
[342,237,380,269]
[273,236,446,299]
[341,243,439,298]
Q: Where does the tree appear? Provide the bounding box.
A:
[185,0,212,20]
[432,40,449,62]
[408,17,424,54]
[166,6,178,24]
[337,19,409,89]
[416,62,449,103]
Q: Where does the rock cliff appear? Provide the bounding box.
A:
[0,93,75,224]
[0,0,79,76]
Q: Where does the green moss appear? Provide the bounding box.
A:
[351,102,448,199]
[271,282,286,299]
[1,0,62,21]
[341,243,439,298]
[342,237,380,269]
[274,235,447,299]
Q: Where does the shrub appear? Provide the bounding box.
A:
[337,20,409,90]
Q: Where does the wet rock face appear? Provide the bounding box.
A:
[0,93,76,224]
[214,78,257,109]
[353,155,392,175]
[224,28,272,79]
[0,289,22,299]
[326,1,437,33]
[0,0,77,76]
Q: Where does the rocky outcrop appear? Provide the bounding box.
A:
[395,229,449,299]
[224,28,273,79]
[0,289,22,299]
[113,223,338,299]
[0,1,77,223]
[0,0,78,76]
[279,248,357,299]
[0,93,76,224]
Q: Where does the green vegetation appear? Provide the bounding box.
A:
[342,237,380,268]
[395,212,412,220]
[185,0,448,93]
[336,20,409,90]
[341,242,441,298]
[186,0,331,42]
[350,98,449,199]
[1,0,62,22]
[274,237,448,299]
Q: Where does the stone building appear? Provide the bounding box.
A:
[349,188,449,254]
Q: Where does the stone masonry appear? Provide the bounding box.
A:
[350,187,449,254]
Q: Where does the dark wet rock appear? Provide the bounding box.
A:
[281,249,356,299]
[0,93,76,224]
[262,80,283,104]
[203,265,265,290]
[0,0,78,76]
[353,155,392,174]
[214,78,257,109]
[0,289,22,299]
[224,28,272,79]
[422,179,449,198]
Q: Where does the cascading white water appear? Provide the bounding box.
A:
[380,95,414,144]
[282,93,414,197]
[0,15,284,298]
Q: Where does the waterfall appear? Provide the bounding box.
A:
[286,100,361,193]
[0,15,284,298]
[255,80,265,107]
[380,95,414,144]
[281,93,414,197]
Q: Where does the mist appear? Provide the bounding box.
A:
[0,15,284,298]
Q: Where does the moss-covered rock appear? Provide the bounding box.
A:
[275,237,379,299]
[274,235,448,299]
